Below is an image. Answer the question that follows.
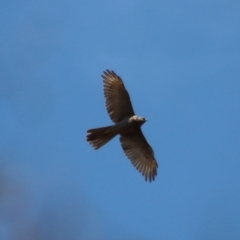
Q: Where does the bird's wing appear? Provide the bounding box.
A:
[120,130,158,182]
[102,70,135,123]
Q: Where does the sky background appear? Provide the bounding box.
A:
[0,1,240,239]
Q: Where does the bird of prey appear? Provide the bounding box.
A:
[86,70,158,182]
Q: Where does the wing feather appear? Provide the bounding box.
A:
[102,70,135,123]
[120,130,158,182]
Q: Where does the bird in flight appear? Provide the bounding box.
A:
[86,70,158,182]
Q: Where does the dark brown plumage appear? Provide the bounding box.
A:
[86,70,158,182]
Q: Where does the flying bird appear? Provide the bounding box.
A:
[86,70,158,182]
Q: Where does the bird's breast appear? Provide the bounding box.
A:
[113,119,141,135]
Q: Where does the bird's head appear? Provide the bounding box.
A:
[130,115,147,126]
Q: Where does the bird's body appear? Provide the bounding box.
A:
[87,116,146,149]
[86,70,158,182]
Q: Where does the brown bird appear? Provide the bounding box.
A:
[86,70,158,182]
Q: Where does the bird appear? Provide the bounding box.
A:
[86,70,158,182]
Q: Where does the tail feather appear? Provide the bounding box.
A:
[87,125,116,150]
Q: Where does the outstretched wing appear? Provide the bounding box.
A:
[102,70,135,123]
[120,130,158,182]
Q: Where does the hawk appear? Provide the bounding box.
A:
[86,70,158,182]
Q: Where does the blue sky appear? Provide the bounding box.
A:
[0,1,240,239]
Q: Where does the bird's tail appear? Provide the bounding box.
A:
[86,125,117,150]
